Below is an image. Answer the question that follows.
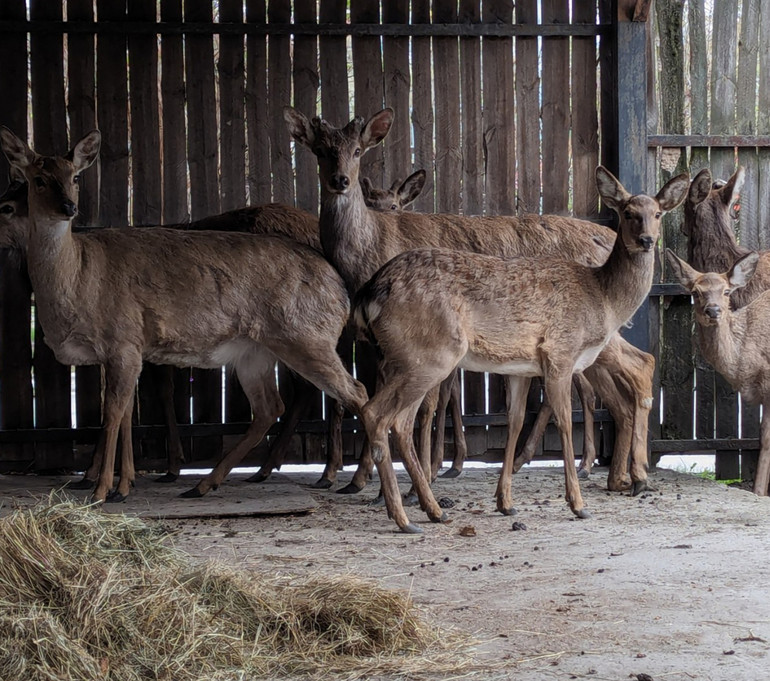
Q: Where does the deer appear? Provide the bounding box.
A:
[350,166,688,531]
[0,126,376,509]
[284,105,658,500]
[666,249,770,495]
[360,169,426,212]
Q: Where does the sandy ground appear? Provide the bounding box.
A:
[4,464,770,680]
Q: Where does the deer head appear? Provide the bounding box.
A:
[0,127,100,223]
[284,107,394,194]
[361,169,426,211]
[666,249,759,325]
[682,166,744,237]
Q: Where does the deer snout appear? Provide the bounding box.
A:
[704,305,722,320]
[330,174,351,192]
[637,235,654,251]
[62,199,78,218]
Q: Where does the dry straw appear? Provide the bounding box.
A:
[0,494,476,680]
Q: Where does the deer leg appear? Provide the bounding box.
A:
[107,392,137,502]
[182,349,284,498]
[321,400,345,485]
[753,408,770,496]
[154,364,185,483]
[246,374,313,484]
[403,386,439,505]
[546,370,589,519]
[392,403,447,523]
[495,376,532,515]
[92,356,143,504]
[513,400,552,473]
[573,374,597,478]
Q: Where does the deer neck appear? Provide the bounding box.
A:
[696,312,744,387]
[687,214,748,274]
[319,182,380,295]
[595,233,656,327]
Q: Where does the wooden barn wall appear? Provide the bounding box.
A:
[650,0,770,480]
[0,0,612,474]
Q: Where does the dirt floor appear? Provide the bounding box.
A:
[3,464,770,680]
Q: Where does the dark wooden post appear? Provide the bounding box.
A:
[614,0,650,352]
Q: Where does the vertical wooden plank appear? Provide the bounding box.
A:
[515,0,541,214]
[541,0,569,214]
[246,0,271,205]
[482,0,515,215]
[756,5,770,252]
[433,1,461,214]
[709,0,740,476]
[459,0,483,216]
[68,0,102,440]
[687,0,709,172]
[383,0,411,187]
[0,0,33,468]
[293,0,320,211]
[29,0,72,470]
[599,0,617,176]
[268,0,294,204]
[319,0,349,126]
[185,0,222,464]
[411,0,435,212]
[219,0,251,427]
[571,1,600,218]
[160,0,192,455]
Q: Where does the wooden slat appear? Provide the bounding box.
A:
[184,0,222,463]
[268,0,294,204]
[459,0,483,216]
[541,0,569,214]
[515,0,540,214]
[29,0,72,470]
[246,0,271,205]
[382,0,411,190]
[598,0,617,176]
[319,0,349,126]
[571,1,600,218]
[411,0,434,212]
[0,0,33,467]
[757,5,770,252]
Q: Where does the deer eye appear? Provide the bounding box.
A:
[354,148,361,157]
[390,203,397,210]
[655,211,662,219]
[0,204,13,215]
[34,177,46,188]
[623,210,632,220]
[73,174,80,184]
[724,289,731,297]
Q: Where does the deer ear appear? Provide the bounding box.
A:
[688,168,712,206]
[398,169,426,208]
[595,166,631,212]
[665,249,700,290]
[728,251,759,289]
[0,127,35,172]
[283,107,315,148]
[719,166,745,207]
[361,109,393,150]
[656,172,690,212]
[359,177,374,200]
[68,130,101,172]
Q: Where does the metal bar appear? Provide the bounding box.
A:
[0,20,607,37]
[648,134,770,147]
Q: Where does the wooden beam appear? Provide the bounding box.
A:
[649,134,770,147]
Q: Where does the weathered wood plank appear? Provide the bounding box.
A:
[383,0,411,189]
[268,0,294,205]
[411,0,435,212]
[246,0,271,205]
[319,0,349,126]
[757,3,770,252]
[459,0,483,216]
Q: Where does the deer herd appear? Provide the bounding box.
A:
[0,106,765,533]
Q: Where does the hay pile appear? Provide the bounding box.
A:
[0,496,474,680]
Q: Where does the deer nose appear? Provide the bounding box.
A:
[331,174,350,191]
[638,235,654,251]
[704,305,721,320]
[62,200,78,218]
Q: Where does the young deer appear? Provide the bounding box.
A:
[666,250,770,495]
[353,167,688,529]
[0,127,369,505]
[360,169,426,212]
[285,106,657,496]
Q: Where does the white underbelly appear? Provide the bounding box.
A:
[574,342,607,372]
[460,352,542,377]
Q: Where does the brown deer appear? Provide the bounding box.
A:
[360,169,426,212]
[666,249,770,495]
[0,127,370,506]
[352,167,688,530]
[285,106,657,496]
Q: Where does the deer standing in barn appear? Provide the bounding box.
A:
[0,127,380,509]
[351,166,688,530]
[285,106,659,503]
[666,250,770,495]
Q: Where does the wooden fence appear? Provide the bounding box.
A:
[650,0,770,480]
[0,1,650,475]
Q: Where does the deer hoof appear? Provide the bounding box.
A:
[577,468,590,480]
[311,477,334,490]
[245,471,270,484]
[499,506,518,516]
[401,523,423,534]
[440,467,462,479]
[336,482,365,495]
[69,477,96,490]
[403,491,419,507]
[431,511,450,524]
[632,480,653,496]
[179,487,205,499]
[106,490,127,503]
[574,508,591,519]
[367,493,386,508]
[154,473,179,484]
